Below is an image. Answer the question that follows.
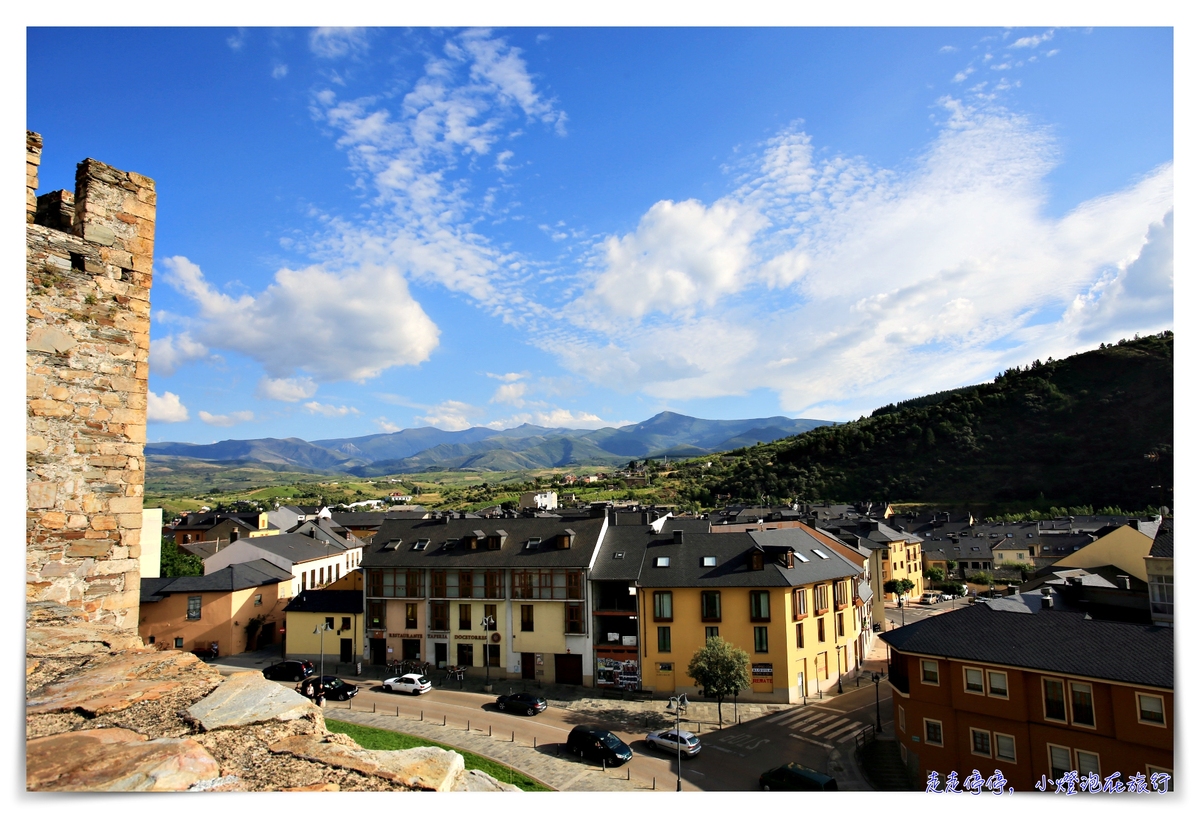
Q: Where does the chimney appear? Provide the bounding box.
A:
[230,530,239,542]
[1041,588,1053,609]
[1117,574,1131,590]
[673,530,684,544]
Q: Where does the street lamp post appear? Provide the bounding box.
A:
[871,672,883,730]
[666,694,689,792]
[898,598,905,627]
[313,621,332,699]
[480,615,496,691]
[835,640,843,694]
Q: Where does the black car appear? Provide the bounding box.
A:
[759,762,838,791]
[263,659,315,682]
[299,675,358,701]
[566,725,633,766]
[495,692,547,716]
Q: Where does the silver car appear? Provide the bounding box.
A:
[645,729,700,757]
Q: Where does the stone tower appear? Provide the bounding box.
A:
[26,131,155,629]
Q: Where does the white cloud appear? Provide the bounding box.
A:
[484,408,608,430]
[486,371,527,382]
[414,400,482,431]
[160,256,440,383]
[374,417,401,433]
[199,410,255,427]
[552,100,1173,419]
[304,401,361,417]
[272,64,288,79]
[939,45,958,54]
[257,376,318,402]
[953,67,975,83]
[309,28,369,59]
[147,390,189,423]
[227,29,246,51]
[491,382,527,406]
[149,332,208,376]
[1012,30,1054,49]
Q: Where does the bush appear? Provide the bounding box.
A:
[967,571,995,585]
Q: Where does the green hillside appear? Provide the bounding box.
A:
[685,333,1173,510]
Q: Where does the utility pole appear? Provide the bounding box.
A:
[666,694,688,791]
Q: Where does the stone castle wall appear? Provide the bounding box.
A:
[26,131,155,629]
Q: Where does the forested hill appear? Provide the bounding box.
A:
[694,333,1173,510]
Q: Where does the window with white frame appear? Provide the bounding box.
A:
[995,733,1016,763]
[964,667,984,693]
[921,659,939,685]
[988,670,1009,697]
[1070,681,1095,727]
[1076,750,1100,777]
[1149,572,1173,617]
[924,719,943,746]
[971,728,991,757]
[898,705,905,733]
[1138,693,1166,725]
[1048,744,1071,778]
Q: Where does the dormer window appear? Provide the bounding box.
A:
[702,556,717,567]
[525,537,541,550]
[655,556,670,568]
[412,539,429,551]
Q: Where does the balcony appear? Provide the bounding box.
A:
[887,660,910,695]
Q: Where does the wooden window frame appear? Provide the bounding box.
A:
[795,622,804,648]
[750,590,770,622]
[1070,680,1096,729]
[653,591,674,622]
[458,603,472,630]
[792,587,808,620]
[405,602,419,630]
[1042,677,1067,723]
[753,626,769,653]
[701,590,721,622]
[520,604,534,632]
[565,602,584,634]
[705,626,720,641]
[430,601,448,631]
[657,625,671,653]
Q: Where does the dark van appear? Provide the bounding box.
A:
[759,762,839,791]
[566,725,633,766]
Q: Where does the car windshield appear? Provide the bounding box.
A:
[601,734,625,750]
[416,676,429,685]
[325,679,344,689]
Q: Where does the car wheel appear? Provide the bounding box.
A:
[293,674,302,682]
[497,702,506,711]
[762,783,770,791]
[647,740,656,750]
[526,707,535,716]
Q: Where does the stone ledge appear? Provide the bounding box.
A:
[26,727,220,791]
[187,671,322,731]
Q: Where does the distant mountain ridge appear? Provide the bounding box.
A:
[145,412,833,475]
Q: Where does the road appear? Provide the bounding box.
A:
[271,677,892,791]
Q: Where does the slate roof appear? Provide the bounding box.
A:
[284,589,364,614]
[591,518,711,582]
[1149,526,1173,559]
[140,559,292,602]
[365,516,606,569]
[922,539,994,560]
[287,520,361,549]
[221,532,354,565]
[881,598,1173,689]
[329,511,390,528]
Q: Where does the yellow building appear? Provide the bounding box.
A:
[598,523,866,703]
[1052,523,1156,582]
[283,579,365,667]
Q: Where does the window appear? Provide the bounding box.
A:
[700,590,721,621]
[148,635,155,644]
[702,556,717,567]
[187,596,201,620]
[971,728,992,757]
[319,566,325,585]
[705,626,720,641]
[254,593,262,607]
[924,719,943,747]
[430,601,448,631]
[1070,681,1095,727]
[325,616,334,629]
[653,591,674,621]
[988,670,1009,697]
[795,622,804,648]
[750,591,770,621]
[817,617,826,642]
[367,600,385,630]
[1048,744,1071,779]
[405,603,419,629]
[567,571,583,599]
[485,644,500,668]
[459,571,474,599]
[520,605,534,632]
[658,626,671,652]
[995,733,1016,763]
[754,626,769,653]
[1149,572,1173,617]
[459,604,472,630]
[566,602,584,634]
[898,705,905,732]
[341,617,351,631]
[964,667,984,693]
[792,587,807,618]
[485,570,503,599]
[836,612,844,637]
[175,637,184,649]
[1138,693,1166,725]
[301,572,307,591]
[484,604,497,630]
[921,660,939,685]
[1076,750,1100,777]
[815,584,829,612]
[812,548,829,559]
[432,571,447,597]
[655,556,670,567]
[1043,678,1066,721]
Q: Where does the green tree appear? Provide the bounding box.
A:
[686,636,750,726]
[883,577,915,602]
[923,566,945,583]
[160,537,203,577]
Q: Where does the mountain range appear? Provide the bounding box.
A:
[145,412,834,476]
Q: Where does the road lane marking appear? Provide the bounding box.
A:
[790,733,834,750]
[823,722,862,740]
[810,718,850,737]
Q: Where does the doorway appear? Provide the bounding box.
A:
[457,643,474,667]
[435,642,448,669]
[554,653,583,686]
[369,638,387,666]
[402,639,421,661]
[258,622,275,650]
[340,638,352,663]
[521,652,536,679]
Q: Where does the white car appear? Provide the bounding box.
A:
[645,729,701,757]
[383,673,432,695]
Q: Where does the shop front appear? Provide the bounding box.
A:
[595,646,640,691]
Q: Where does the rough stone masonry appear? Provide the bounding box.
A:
[26,130,155,629]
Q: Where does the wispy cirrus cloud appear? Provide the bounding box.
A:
[310,27,369,59]
[304,401,361,417]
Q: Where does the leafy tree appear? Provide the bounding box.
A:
[923,566,945,583]
[883,577,915,601]
[945,560,958,573]
[160,537,203,577]
[687,636,750,725]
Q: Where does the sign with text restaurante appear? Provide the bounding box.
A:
[388,633,423,639]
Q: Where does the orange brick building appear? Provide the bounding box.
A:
[882,590,1172,791]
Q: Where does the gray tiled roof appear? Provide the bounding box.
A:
[240,532,353,563]
[1148,526,1173,559]
[365,516,605,569]
[284,589,364,614]
[142,559,292,599]
[881,600,1173,689]
[591,519,711,582]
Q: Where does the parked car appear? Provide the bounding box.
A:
[566,725,633,766]
[316,675,359,701]
[919,592,940,605]
[495,692,547,715]
[940,593,955,602]
[382,673,433,695]
[645,729,700,757]
[759,762,839,791]
[263,659,315,682]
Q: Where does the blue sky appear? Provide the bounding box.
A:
[26,26,1173,444]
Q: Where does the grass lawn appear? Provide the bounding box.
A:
[325,718,552,792]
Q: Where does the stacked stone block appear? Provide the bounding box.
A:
[26,131,155,629]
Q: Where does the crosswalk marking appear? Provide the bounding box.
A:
[790,733,833,750]
[810,717,851,736]
[823,722,862,740]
